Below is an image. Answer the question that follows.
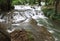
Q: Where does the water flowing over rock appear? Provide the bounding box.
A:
[11,18,55,41]
[0,5,59,41]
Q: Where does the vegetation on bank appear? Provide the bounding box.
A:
[42,6,60,21]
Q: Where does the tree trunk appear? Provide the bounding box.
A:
[45,0,48,6]
[38,0,41,6]
[55,0,59,14]
[0,0,14,12]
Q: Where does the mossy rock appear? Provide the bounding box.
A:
[11,29,35,41]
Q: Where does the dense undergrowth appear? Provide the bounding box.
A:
[42,6,60,21]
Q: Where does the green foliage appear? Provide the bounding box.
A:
[11,0,38,5]
[27,31,34,41]
[42,6,60,21]
[12,0,26,5]
[45,0,55,6]
[53,13,60,21]
[0,0,7,5]
[42,6,55,19]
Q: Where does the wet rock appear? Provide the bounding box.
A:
[11,18,55,41]
[0,22,10,41]
[0,22,8,30]
[0,30,11,41]
[11,29,35,41]
[29,18,55,41]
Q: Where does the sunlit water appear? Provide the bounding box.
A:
[0,5,60,41]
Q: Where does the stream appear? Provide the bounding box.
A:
[0,5,60,41]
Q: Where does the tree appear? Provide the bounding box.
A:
[38,0,41,6]
[55,0,59,14]
[0,0,14,12]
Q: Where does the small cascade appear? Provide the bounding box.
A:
[0,5,60,41]
[13,5,47,23]
[12,5,60,41]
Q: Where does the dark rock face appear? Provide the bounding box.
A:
[0,30,11,41]
[57,2,60,13]
[0,0,14,12]
[0,22,10,41]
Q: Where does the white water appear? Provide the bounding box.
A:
[13,5,47,23]
[0,5,60,41]
[13,5,60,41]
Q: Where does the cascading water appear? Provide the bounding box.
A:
[0,5,60,41]
[12,5,60,41]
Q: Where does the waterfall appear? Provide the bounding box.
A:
[13,5,47,23]
[0,5,60,41]
[12,5,59,41]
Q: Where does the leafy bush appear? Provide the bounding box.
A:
[12,0,26,5]
[42,6,55,19]
[12,0,37,5]
[42,6,60,21]
[45,0,55,6]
